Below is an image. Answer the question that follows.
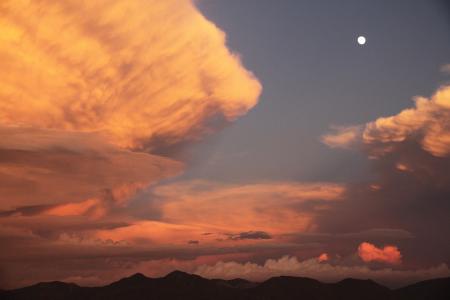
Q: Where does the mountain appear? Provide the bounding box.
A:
[1,271,449,300]
[394,277,450,300]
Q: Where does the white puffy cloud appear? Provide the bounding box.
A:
[195,255,450,287]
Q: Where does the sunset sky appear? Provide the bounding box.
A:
[1,0,450,289]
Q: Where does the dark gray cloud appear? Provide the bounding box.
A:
[227,231,272,241]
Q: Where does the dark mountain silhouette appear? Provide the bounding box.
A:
[1,271,448,300]
[394,277,450,300]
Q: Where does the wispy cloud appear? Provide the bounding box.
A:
[440,64,450,74]
[321,125,362,149]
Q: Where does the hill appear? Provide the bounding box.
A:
[1,271,449,300]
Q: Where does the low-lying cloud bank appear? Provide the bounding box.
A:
[195,255,450,288]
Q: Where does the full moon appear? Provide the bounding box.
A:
[357,36,366,45]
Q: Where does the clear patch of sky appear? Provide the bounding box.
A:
[177,0,450,184]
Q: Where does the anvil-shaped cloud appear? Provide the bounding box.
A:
[0,0,261,151]
[0,0,261,287]
[0,0,261,211]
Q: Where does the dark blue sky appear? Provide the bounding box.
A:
[182,0,450,183]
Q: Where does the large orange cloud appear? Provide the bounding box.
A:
[358,242,402,265]
[0,0,261,151]
[0,0,263,287]
[0,0,261,211]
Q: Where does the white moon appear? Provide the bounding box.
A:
[357,36,366,45]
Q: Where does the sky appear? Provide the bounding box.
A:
[0,0,450,289]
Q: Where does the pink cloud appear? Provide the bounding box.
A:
[358,242,402,265]
[317,253,329,262]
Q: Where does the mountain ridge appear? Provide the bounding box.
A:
[1,271,449,300]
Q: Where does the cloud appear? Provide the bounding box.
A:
[317,85,450,270]
[358,242,402,265]
[441,64,450,74]
[85,180,343,246]
[0,212,301,288]
[227,231,272,241]
[0,0,261,152]
[317,253,329,262]
[44,182,147,218]
[194,255,450,288]
[0,0,262,211]
[322,86,450,158]
[0,127,182,210]
[0,0,263,288]
[321,125,362,149]
[339,228,414,240]
[289,228,414,242]
[93,220,209,245]
[362,85,450,158]
[0,178,344,288]
[1,0,448,290]
[152,180,345,235]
